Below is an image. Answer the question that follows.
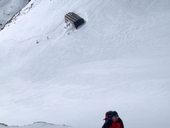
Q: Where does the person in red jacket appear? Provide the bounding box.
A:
[102,111,124,128]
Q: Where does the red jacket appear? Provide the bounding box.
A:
[102,118,124,128]
[109,119,124,128]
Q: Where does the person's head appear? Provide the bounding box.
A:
[104,111,119,120]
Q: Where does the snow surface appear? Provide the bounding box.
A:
[0,0,170,128]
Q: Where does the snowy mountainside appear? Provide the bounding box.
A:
[0,0,30,30]
[0,0,170,128]
[0,122,70,128]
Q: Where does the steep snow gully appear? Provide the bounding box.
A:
[0,0,170,128]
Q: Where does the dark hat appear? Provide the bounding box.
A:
[104,111,119,120]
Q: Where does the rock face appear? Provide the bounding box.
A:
[0,0,30,30]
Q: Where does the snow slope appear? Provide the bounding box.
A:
[0,0,30,30]
[0,0,170,128]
